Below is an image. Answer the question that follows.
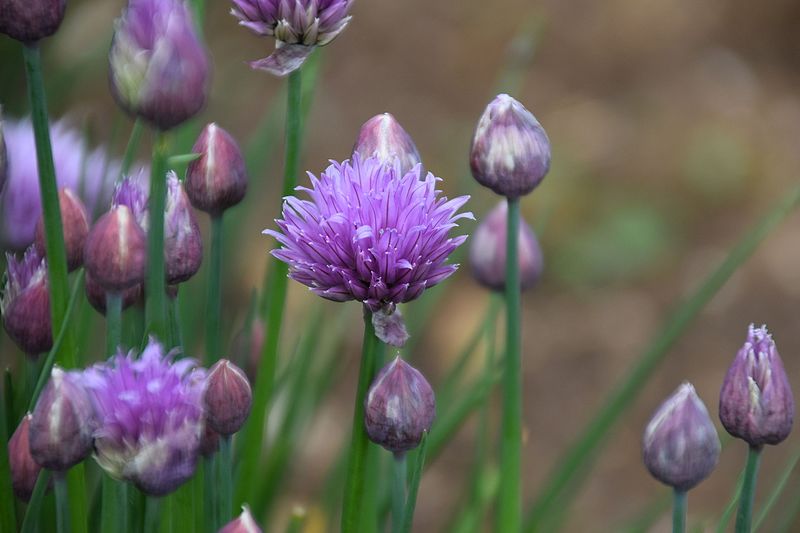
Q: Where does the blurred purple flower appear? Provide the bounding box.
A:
[265,155,473,312]
[0,119,118,251]
[1,246,52,356]
[79,338,206,496]
[109,0,210,130]
[112,172,150,230]
[164,172,203,285]
[231,0,353,76]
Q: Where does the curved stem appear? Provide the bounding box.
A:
[673,489,686,533]
[205,215,223,364]
[498,197,522,532]
[391,454,407,533]
[735,445,762,533]
[145,133,169,340]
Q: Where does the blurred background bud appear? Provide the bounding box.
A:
[352,113,421,175]
[112,173,149,229]
[470,94,551,198]
[642,382,720,491]
[469,200,543,292]
[719,325,794,446]
[8,414,42,502]
[1,247,52,356]
[84,205,147,292]
[164,172,203,284]
[204,359,253,435]
[0,0,66,43]
[34,188,90,272]
[364,357,435,453]
[186,123,248,215]
[220,505,262,533]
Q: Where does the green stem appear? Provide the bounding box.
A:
[219,435,233,526]
[144,496,161,533]
[401,433,428,533]
[145,133,169,341]
[673,489,686,533]
[22,44,74,369]
[735,446,762,533]
[341,307,381,533]
[205,215,223,364]
[101,474,128,533]
[392,454,407,533]
[236,66,304,506]
[498,197,522,532]
[204,457,218,533]
[106,292,122,355]
[119,119,144,180]
[55,473,71,533]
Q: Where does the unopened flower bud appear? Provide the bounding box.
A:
[720,325,794,446]
[84,273,142,316]
[204,359,253,435]
[34,188,90,272]
[186,123,248,215]
[364,357,435,453]
[165,172,203,284]
[112,173,149,230]
[470,94,551,198]
[353,113,421,175]
[642,383,720,491]
[84,205,147,292]
[469,200,543,292]
[109,0,209,130]
[8,414,42,502]
[1,247,52,356]
[0,0,67,43]
[219,505,262,533]
[29,367,95,471]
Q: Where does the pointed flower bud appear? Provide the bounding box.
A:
[0,0,66,43]
[29,367,95,471]
[34,188,90,272]
[186,123,248,215]
[220,505,263,533]
[84,273,142,316]
[352,113,421,176]
[470,94,551,198]
[364,357,435,453]
[719,325,794,446]
[112,173,150,230]
[469,200,543,292]
[642,383,721,491]
[1,247,52,356]
[109,0,210,131]
[231,0,353,76]
[165,172,203,284]
[84,205,147,292]
[8,414,42,502]
[204,359,252,435]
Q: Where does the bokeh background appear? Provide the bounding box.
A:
[2,0,800,531]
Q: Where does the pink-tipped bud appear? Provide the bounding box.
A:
[719,325,794,446]
[186,123,248,215]
[642,383,721,491]
[470,94,551,198]
[0,0,67,43]
[84,273,142,316]
[34,188,90,272]
[1,247,52,356]
[353,113,422,176]
[8,414,42,502]
[220,505,263,533]
[29,367,95,471]
[165,172,203,284]
[204,359,253,435]
[84,205,147,292]
[469,200,543,292]
[364,357,435,453]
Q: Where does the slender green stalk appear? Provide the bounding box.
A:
[204,457,218,533]
[106,292,123,355]
[392,454,407,533]
[498,197,522,532]
[119,119,144,179]
[219,435,233,526]
[524,185,800,532]
[144,496,161,532]
[717,471,745,533]
[21,470,51,533]
[735,446,762,533]
[101,474,128,533]
[237,67,304,506]
[205,215,224,364]
[55,473,71,533]
[0,373,17,533]
[673,490,686,533]
[22,44,75,370]
[145,133,169,340]
[341,307,381,532]
[401,433,428,533]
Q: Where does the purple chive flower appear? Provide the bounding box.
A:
[642,382,721,491]
[719,325,794,447]
[352,113,421,176]
[1,246,52,356]
[79,338,206,496]
[0,0,66,43]
[0,119,118,251]
[469,200,543,292]
[164,172,203,285]
[265,155,473,312]
[231,0,353,76]
[109,0,210,131]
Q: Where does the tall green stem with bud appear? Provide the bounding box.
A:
[673,490,686,533]
[735,446,762,533]
[205,215,223,364]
